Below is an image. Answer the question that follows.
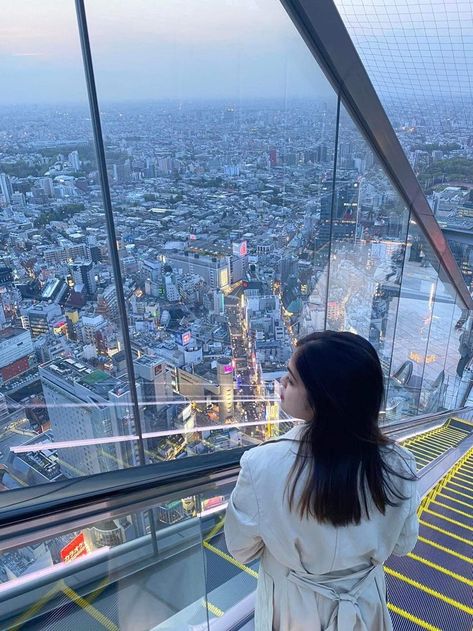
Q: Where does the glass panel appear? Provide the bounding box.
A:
[0,495,213,630]
[84,0,338,451]
[445,236,473,296]
[417,269,456,414]
[386,223,441,422]
[326,104,410,409]
[0,1,138,490]
[446,298,472,410]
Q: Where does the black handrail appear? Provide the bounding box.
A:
[1,406,471,545]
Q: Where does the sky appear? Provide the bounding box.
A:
[0,0,334,105]
[2,0,471,109]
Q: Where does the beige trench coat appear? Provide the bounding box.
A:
[224,425,419,631]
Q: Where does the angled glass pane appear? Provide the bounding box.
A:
[326,104,410,410]
[0,498,208,629]
[446,298,472,410]
[417,269,457,414]
[84,0,338,453]
[386,223,441,422]
[0,1,139,490]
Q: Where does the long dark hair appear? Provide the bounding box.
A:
[285,331,416,526]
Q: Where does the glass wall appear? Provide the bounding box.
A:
[0,0,472,602]
[385,223,441,421]
[0,0,470,506]
[0,1,141,490]
[84,0,338,451]
[324,105,411,397]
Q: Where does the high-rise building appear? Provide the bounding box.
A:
[134,355,174,405]
[26,303,62,338]
[0,173,12,206]
[0,328,34,385]
[166,250,230,290]
[217,358,234,422]
[68,150,81,171]
[71,260,96,296]
[39,359,138,477]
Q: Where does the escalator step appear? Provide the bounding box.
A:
[421,509,473,540]
[445,481,473,499]
[427,500,473,527]
[411,539,472,577]
[389,606,441,630]
[385,569,472,630]
[386,554,472,607]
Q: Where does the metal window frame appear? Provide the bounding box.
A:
[279,0,473,310]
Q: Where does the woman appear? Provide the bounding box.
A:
[224,331,419,631]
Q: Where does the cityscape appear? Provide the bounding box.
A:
[1,96,473,583]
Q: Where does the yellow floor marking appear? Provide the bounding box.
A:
[417,535,472,564]
[454,473,473,486]
[412,451,434,462]
[424,509,473,532]
[443,482,473,500]
[61,584,119,631]
[405,436,449,450]
[202,599,224,617]
[203,540,258,578]
[84,576,111,605]
[460,463,473,474]
[387,603,441,630]
[204,517,225,543]
[10,581,63,631]
[431,500,473,519]
[384,567,473,614]
[437,432,467,444]
[407,552,473,585]
[410,444,444,458]
[448,480,473,495]
[437,491,473,510]
[419,519,473,546]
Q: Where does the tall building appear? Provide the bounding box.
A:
[217,358,234,422]
[71,260,96,296]
[0,328,34,384]
[26,303,62,338]
[134,355,174,404]
[166,250,231,290]
[68,150,81,171]
[39,359,138,477]
[0,173,12,206]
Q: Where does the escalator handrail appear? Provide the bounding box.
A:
[0,408,471,547]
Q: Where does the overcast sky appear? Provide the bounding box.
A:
[0,0,334,104]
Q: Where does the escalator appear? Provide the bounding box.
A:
[0,414,472,630]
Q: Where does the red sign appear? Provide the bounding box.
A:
[60,533,87,563]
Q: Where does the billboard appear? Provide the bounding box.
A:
[60,532,87,563]
[232,241,247,257]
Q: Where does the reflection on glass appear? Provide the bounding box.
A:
[322,106,410,405]
[0,497,211,630]
[385,225,441,421]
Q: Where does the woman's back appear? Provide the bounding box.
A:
[224,425,419,630]
[225,331,420,630]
